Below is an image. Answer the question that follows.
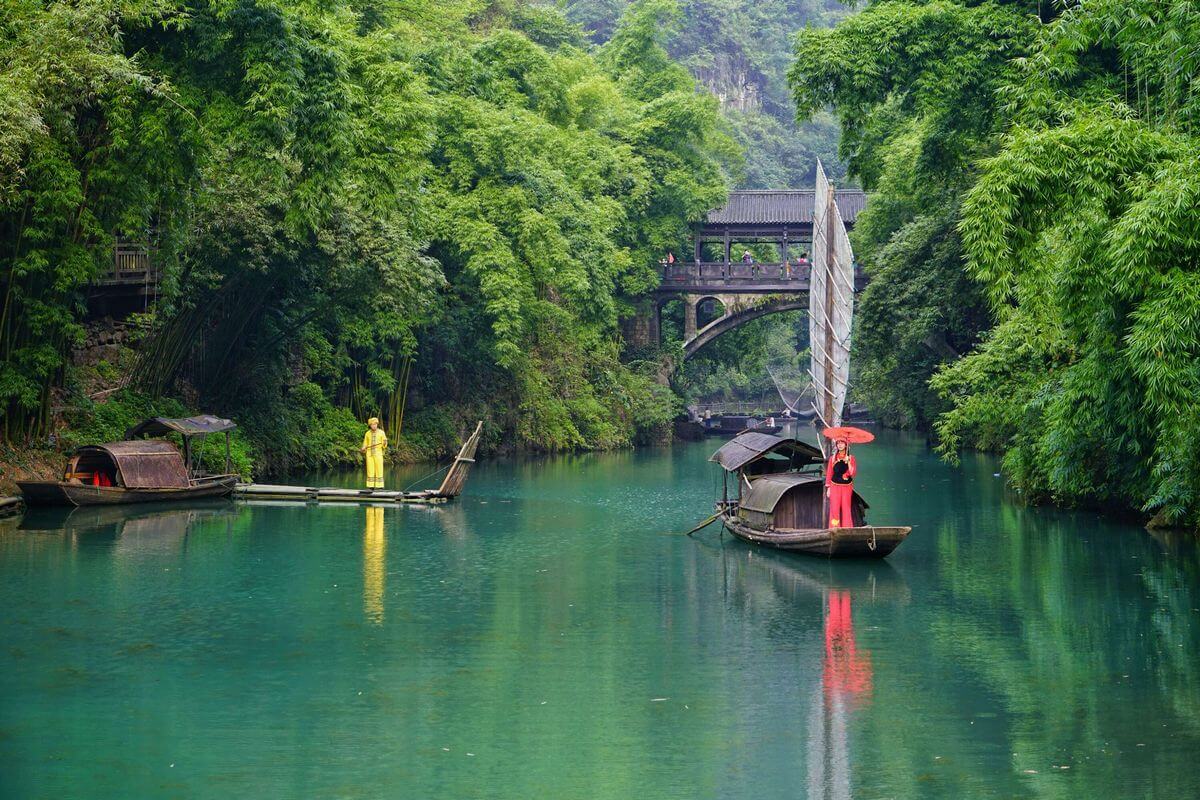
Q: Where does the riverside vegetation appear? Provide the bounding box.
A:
[0,0,740,480]
[6,0,1197,533]
[792,0,1200,528]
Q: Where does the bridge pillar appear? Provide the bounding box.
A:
[684,298,698,341]
[621,298,661,351]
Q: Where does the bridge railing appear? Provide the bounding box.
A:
[659,261,812,283]
[658,260,867,290]
[691,401,780,416]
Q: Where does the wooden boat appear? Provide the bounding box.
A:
[709,431,911,559]
[697,162,909,559]
[18,415,239,508]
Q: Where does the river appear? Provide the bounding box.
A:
[1,431,1198,799]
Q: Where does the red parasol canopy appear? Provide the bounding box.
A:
[822,426,875,445]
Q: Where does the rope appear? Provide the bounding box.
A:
[868,527,877,551]
[403,461,451,492]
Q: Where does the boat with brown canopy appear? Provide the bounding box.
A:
[709,431,910,558]
[17,415,239,507]
[696,161,910,558]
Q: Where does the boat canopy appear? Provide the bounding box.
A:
[740,473,824,513]
[709,432,823,473]
[75,441,189,489]
[125,415,236,440]
[734,472,868,515]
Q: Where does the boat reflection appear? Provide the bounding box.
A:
[808,590,871,800]
[712,542,897,800]
[17,499,238,546]
[363,506,386,624]
[716,537,910,606]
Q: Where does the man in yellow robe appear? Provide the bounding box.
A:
[361,417,387,489]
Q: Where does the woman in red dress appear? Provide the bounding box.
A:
[825,438,856,528]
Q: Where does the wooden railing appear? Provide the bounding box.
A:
[657,260,866,290]
[691,401,781,416]
[96,237,159,286]
[658,261,813,283]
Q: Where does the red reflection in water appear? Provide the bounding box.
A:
[822,590,872,703]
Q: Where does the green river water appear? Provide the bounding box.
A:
[2,431,1199,799]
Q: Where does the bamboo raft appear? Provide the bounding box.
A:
[234,421,483,505]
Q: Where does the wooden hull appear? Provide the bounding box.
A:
[721,512,910,558]
[18,476,237,507]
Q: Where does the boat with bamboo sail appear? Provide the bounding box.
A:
[705,162,911,558]
[710,432,909,557]
[17,416,239,507]
[234,421,484,504]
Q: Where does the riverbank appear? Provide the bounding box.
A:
[0,376,673,495]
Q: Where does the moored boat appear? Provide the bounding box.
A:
[18,415,239,508]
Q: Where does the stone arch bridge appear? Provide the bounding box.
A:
[624,189,866,360]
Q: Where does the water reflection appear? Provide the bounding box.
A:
[363,506,386,624]
[809,591,872,800]
[2,435,1200,799]
[16,500,238,547]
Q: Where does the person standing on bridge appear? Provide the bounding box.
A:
[825,438,856,528]
[361,417,388,489]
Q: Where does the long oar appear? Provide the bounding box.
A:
[680,511,721,536]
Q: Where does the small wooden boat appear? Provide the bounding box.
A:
[709,431,911,559]
[696,163,910,559]
[18,415,239,508]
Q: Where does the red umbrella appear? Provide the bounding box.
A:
[822,426,875,444]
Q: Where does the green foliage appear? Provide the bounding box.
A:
[799,0,1200,526]
[550,0,851,187]
[0,0,183,440]
[853,208,989,428]
[790,0,1032,429]
[402,0,730,453]
[1,0,734,467]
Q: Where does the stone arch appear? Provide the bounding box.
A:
[683,297,808,360]
[694,295,727,329]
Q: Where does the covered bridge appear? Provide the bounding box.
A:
[691,189,866,265]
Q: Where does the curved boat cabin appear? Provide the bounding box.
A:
[18,415,238,507]
[739,473,867,531]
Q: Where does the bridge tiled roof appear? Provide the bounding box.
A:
[706,190,867,225]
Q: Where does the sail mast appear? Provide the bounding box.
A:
[809,160,856,435]
[824,177,836,430]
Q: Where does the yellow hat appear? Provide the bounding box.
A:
[368,417,380,426]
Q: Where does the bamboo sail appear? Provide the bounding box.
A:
[808,160,856,431]
[434,420,483,498]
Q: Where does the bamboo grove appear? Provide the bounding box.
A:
[792,0,1200,526]
[0,0,733,469]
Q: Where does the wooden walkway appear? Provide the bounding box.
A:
[234,420,483,506]
[234,484,447,504]
[3,421,485,513]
